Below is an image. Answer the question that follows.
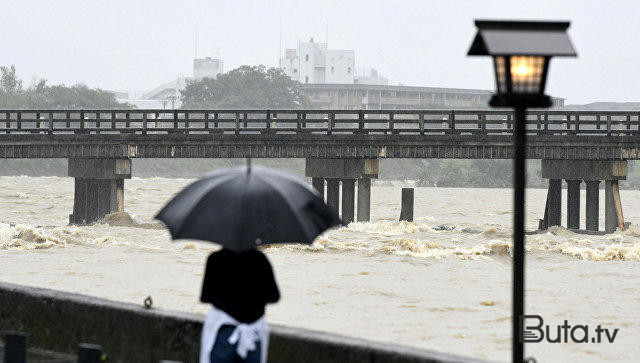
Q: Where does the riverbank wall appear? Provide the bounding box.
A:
[0,282,486,363]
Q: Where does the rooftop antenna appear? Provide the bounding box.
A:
[279,18,282,66]
[326,20,329,45]
[195,27,198,58]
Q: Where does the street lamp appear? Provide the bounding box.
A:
[467,20,576,363]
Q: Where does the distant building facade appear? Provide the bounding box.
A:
[141,56,224,107]
[279,39,564,109]
[300,83,565,109]
[354,67,389,85]
[193,57,224,79]
[141,76,189,108]
[280,39,356,84]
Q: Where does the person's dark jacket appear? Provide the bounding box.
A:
[200,248,280,323]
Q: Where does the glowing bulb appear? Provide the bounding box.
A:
[496,55,545,93]
[513,64,531,77]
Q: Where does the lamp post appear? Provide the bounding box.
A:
[468,20,576,363]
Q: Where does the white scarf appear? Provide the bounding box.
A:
[200,307,269,363]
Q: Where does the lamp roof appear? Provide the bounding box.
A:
[468,20,577,57]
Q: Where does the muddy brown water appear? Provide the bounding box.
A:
[0,176,638,362]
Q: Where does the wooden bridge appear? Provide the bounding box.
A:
[0,109,636,231]
[1,109,640,160]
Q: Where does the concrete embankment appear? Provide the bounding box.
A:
[0,282,487,363]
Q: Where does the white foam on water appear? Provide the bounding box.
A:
[379,238,512,259]
[347,221,435,235]
[96,211,165,230]
[0,223,87,250]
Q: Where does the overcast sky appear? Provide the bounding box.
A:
[2,0,638,104]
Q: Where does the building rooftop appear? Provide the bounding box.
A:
[300,83,495,95]
[143,77,190,100]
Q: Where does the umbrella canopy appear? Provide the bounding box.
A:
[156,166,342,252]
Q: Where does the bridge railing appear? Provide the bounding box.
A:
[1,109,639,136]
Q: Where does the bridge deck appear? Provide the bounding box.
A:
[1,109,639,160]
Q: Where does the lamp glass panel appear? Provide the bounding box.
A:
[493,56,507,93]
[510,56,545,94]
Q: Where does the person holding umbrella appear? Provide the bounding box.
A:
[198,248,279,362]
[157,164,341,363]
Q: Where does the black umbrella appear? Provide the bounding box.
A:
[156,165,342,252]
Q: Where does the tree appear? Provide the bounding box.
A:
[0,65,133,109]
[181,65,310,109]
[1,65,22,93]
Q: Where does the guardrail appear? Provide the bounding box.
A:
[1,109,639,136]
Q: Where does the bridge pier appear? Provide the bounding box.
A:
[545,179,562,228]
[566,180,581,230]
[305,158,378,223]
[540,160,627,233]
[326,179,340,214]
[356,177,371,222]
[341,179,356,224]
[585,181,600,231]
[312,177,325,199]
[68,158,131,225]
[605,180,625,233]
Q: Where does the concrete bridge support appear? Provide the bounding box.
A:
[585,181,600,231]
[305,158,378,224]
[341,179,356,224]
[326,179,340,213]
[605,180,625,233]
[311,177,325,199]
[356,178,371,223]
[540,160,627,233]
[566,180,581,230]
[68,158,131,225]
[543,179,562,228]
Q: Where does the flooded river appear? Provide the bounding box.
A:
[0,176,638,362]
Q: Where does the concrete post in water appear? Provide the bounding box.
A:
[604,180,625,233]
[566,180,581,230]
[68,158,132,225]
[341,179,356,224]
[356,178,371,222]
[78,343,103,363]
[585,180,600,232]
[612,181,625,230]
[4,332,26,363]
[399,188,414,222]
[305,158,378,222]
[539,195,551,230]
[542,160,627,233]
[326,179,340,215]
[311,177,325,200]
[547,179,562,227]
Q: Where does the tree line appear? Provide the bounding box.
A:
[0,65,132,109]
[3,64,640,189]
[180,65,310,109]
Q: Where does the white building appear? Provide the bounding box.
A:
[140,56,224,107]
[280,38,355,84]
[354,67,389,85]
[141,76,190,107]
[193,57,224,79]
